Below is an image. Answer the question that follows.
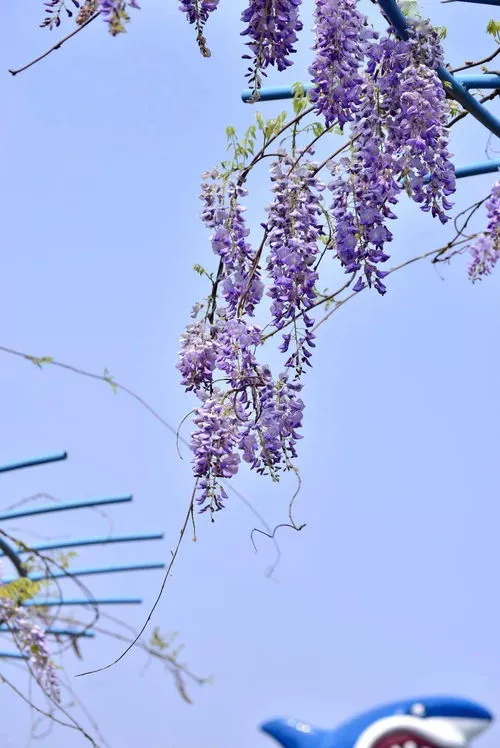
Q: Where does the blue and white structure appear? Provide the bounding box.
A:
[261,696,494,748]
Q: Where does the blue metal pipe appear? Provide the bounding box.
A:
[0,625,95,638]
[241,74,499,102]
[23,598,142,607]
[0,452,67,474]
[447,0,500,6]
[439,67,500,136]
[0,651,27,659]
[241,84,311,102]
[3,562,166,583]
[0,533,165,557]
[455,159,500,178]
[456,75,500,90]
[0,495,133,522]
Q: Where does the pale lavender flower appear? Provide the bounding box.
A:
[309,0,376,128]
[265,153,323,369]
[200,170,264,316]
[191,390,241,512]
[0,598,59,702]
[468,182,500,281]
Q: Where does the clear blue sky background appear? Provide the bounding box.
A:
[1,1,499,746]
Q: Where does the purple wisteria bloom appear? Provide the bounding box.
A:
[309,0,376,129]
[265,153,323,370]
[241,0,303,97]
[329,25,454,294]
[191,389,241,512]
[468,182,500,282]
[178,0,219,55]
[200,169,264,317]
[387,28,455,223]
[238,368,305,477]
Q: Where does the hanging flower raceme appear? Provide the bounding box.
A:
[200,170,264,317]
[177,10,463,511]
[178,0,219,56]
[468,182,500,282]
[329,23,454,294]
[99,0,140,34]
[0,598,60,702]
[386,27,455,224]
[265,153,323,370]
[309,0,376,129]
[241,0,304,98]
[328,35,405,294]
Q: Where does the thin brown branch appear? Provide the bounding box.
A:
[75,487,197,677]
[9,13,100,76]
[450,47,500,74]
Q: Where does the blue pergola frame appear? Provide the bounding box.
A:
[0,451,165,659]
[242,0,500,163]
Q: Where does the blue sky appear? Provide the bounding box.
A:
[1,1,500,746]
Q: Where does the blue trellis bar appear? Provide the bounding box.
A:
[23,598,143,607]
[241,75,500,102]
[3,561,166,583]
[0,452,68,474]
[455,159,500,178]
[0,625,95,637]
[0,495,133,522]
[0,532,165,557]
[444,0,500,6]
[458,75,500,90]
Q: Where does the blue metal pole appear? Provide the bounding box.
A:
[0,533,165,557]
[242,76,499,102]
[0,452,67,474]
[455,159,500,178]
[446,0,500,6]
[0,651,27,659]
[3,562,166,583]
[456,75,500,90]
[0,625,95,637]
[23,598,143,607]
[0,495,133,522]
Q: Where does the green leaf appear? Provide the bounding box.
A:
[312,122,325,138]
[25,355,53,369]
[103,368,118,393]
[0,578,42,603]
[486,19,500,41]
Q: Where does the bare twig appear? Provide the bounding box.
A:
[450,46,500,74]
[9,13,100,77]
[75,486,197,677]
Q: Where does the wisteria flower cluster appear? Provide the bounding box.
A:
[327,25,455,292]
[0,597,60,701]
[468,181,500,282]
[176,4,469,511]
[41,0,139,34]
[178,1,220,56]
